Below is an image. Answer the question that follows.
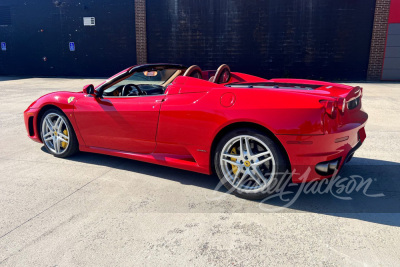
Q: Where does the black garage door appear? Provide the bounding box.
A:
[146,0,376,80]
[0,0,136,77]
[382,24,400,80]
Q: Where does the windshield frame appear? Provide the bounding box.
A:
[95,63,186,97]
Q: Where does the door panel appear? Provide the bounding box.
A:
[74,95,164,154]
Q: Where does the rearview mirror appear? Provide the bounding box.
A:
[144,71,158,77]
[83,84,95,95]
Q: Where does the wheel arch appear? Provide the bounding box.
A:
[36,104,77,143]
[209,121,291,174]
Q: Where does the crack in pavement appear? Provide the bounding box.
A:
[0,168,113,242]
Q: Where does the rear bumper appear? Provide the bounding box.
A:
[277,124,366,183]
[24,107,42,143]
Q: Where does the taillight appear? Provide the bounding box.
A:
[320,100,337,118]
[337,97,346,113]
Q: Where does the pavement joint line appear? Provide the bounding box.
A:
[0,167,114,241]
[1,146,37,159]
[0,157,111,168]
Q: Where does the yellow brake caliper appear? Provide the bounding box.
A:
[61,129,68,148]
[231,147,238,174]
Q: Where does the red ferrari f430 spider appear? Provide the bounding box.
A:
[24,64,367,199]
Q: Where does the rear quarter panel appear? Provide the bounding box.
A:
[156,84,326,168]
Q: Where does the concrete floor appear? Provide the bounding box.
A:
[0,77,399,266]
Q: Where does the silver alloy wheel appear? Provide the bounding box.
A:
[41,113,70,155]
[220,135,276,193]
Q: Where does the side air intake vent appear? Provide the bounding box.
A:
[28,117,35,136]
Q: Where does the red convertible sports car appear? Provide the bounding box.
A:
[24,63,367,199]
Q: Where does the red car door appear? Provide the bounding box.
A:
[74,95,164,154]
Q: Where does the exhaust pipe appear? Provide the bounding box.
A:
[315,159,340,176]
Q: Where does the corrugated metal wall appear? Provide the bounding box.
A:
[0,0,376,80]
[147,0,376,80]
[0,0,136,77]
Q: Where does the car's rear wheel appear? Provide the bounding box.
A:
[214,128,290,200]
[40,109,79,158]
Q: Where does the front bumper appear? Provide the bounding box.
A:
[277,125,366,183]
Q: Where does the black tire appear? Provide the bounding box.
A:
[214,128,290,200]
[40,108,79,158]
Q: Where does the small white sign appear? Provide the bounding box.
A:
[83,17,95,26]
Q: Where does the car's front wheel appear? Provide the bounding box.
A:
[40,109,79,158]
[214,128,290,200]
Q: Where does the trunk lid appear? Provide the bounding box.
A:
[226,78,360,101]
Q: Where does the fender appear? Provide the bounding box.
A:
[26,91,86,145]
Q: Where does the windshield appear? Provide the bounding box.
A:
[103,68,180,93]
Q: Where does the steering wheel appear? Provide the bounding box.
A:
[121,84,144,96]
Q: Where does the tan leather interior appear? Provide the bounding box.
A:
[162,69,183,86]
[183,65,203,79]
[210,64,231,83]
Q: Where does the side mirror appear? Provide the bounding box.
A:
[83,84,95,95]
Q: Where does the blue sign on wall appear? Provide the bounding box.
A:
[1,42,6,51]
[69,42,75,52]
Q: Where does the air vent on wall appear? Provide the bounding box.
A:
[0,6,11,26]
[83,17,95,26]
